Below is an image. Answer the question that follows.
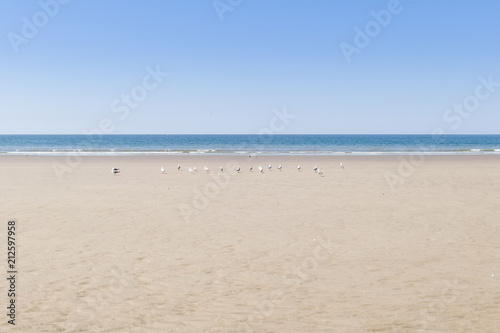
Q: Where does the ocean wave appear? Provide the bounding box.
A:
[3,150,500,156]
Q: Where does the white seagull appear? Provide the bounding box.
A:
[297,165,301,171]
[204,166,210,173]
[313,165,318,172]
[220,166,224,172]
[161,166,165,174]
[268,164,272,171]
[177,164,181,171]
[193,167,197,173]
[249,165,253,172]
[258,166,263,173]
[111,167,120,176]
[278,164,282,171]
[340,162,345,169]
[318,169,324,177]
[189,167,194,174]
[236,166,241,173]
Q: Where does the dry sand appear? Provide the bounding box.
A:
[0,155,499,332]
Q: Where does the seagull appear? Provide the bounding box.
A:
[193,167,197,173]
[177,164,181,171]
[161,166,165,174]
[204,166,210,173]
[340,162,344,169]
[268,164,272,171]
[220,166,224,172]
[258,166,263,173]
[297,165,301,171]
[236,166,241,173]
[189,167,194,174]
[111,167,120,176]
[318,169,324,177]
[278,164,282,171]
[249,165,253,172]
[313,165,318,172]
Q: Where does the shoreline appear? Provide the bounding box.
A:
[2,154,500,162]
[2,151,500,157]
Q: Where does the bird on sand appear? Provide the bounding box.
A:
[111,167,120,176]
[204,166,210,173]
[249,165,253,172]
[268,164,272,171]
[161,166,165,174]
[189,167,194,174]
[220,166,224,172]
[258,166,263,173]
[340,162,345,169]
[236,166,241,173]
[318,169,324,176]
[313,165,318,172]
[297,165,301,171]
[177,164,181,171]
[278,164,282,171]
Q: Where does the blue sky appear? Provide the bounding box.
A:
[1,0,499,134]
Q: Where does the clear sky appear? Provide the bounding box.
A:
[1,0,499,134]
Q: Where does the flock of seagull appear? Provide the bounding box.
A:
[111,162,345,176]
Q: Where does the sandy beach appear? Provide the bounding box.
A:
[1,155,499,332]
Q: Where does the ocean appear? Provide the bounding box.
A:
[0,134,499,156]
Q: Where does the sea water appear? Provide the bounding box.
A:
[0,134,499,156]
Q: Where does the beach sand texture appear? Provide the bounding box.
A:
[0,155,499,332]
